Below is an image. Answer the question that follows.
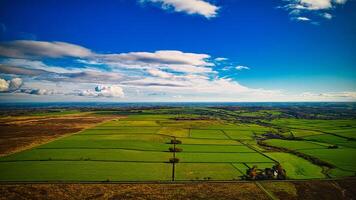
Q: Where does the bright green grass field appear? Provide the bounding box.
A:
[190,129,229,139]
[0,149,171,162]
[0,161,172,181]
[327,129,356,139]
[264,139,356,178]
[179,138,240,145]
[290,130,323,138]
[264,139,329,150]
[101,120,160,127]
[158,120,218,128]
[245,162,277,170]
[299,148,356,173]
[177,152,273,163]
[175,163,242,181]
[1,113,354,182]
[303,134,356,148]
[70,134,171,143]
[157,127,190,137]
[271,119,356,134]
[265,152,325,179]
[40,138,171,151]
[177,144,254,153]
[223,130,255,140]
[84,127,160,134]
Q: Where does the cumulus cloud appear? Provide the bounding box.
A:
[19,88,56,95]
[0,79,9,92]
[141,0,219,18]
[0,78,22,92]
[1,40,353,102]
[281,0,348,22]
[0,40,92,58]
[79,85,125,98]
[235,65,250,70]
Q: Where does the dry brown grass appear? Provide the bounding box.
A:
[0,182,269,200]
[0,112,121,156]
[0,180,355,200]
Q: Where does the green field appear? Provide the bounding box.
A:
[0,109,355,182]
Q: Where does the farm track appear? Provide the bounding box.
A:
[1,177,355,184]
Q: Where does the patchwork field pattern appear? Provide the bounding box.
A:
[0,112,354,182]
[266,119,356,177]
[0,114,279,182]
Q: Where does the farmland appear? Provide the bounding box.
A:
[0,104,355,183]
[0,111,278,182]
[0,104,355,200]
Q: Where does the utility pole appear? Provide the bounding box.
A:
[172,137,176,181]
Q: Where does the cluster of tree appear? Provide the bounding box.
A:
[169,158,180,163]
[171,116,212,121]
[170,139,182,144]
[169,147,183,152]
[246,164,286,180]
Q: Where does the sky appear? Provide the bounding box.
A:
[0,0,355,102]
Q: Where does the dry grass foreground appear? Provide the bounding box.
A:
[0,180,356,200]
[0,112,121,156]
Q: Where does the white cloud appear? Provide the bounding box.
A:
[0,78,9,92]
[0,78,22,92]
[9,78,23,91]
[1,58,83,74]
[79,85,125,98]
[235,65,250,70]
[323,13,332,19]
[298,0,333,10]
[282,0,348,22]
[0,40,92,58]
[141,0,219,18]
[215,57,228,61]
[334,0,347,4]
[99,50,212,66]
[0,40,354,102]
[0,41,215,76]
[19,88,56,95]
[147,68,174,79]
[93,50,215,75]
[296,16,311,21]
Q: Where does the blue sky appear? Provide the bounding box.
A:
[0,0,355,102]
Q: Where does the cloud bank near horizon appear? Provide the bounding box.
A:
[0,40,355,102]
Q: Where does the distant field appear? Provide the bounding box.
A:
[0,108,355,182]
